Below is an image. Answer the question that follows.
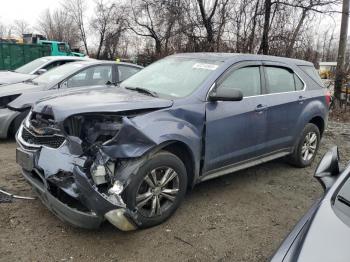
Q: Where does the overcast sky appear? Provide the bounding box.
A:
[0,0,93,31]
[0,0,61,26]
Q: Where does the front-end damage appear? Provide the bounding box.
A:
[17,103,204,230]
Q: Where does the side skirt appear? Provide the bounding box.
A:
[199,149,291,182]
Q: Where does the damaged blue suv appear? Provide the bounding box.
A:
[16,53,329,231]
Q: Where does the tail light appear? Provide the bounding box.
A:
[325,90,331,107]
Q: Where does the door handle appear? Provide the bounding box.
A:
[255,104,268,113]
[298,95,307,104]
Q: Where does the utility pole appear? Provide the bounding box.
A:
[259,0,272,55]
[334,0,350,107]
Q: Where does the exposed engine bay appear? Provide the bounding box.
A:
[64,114,123,145]
[17,109,160,231]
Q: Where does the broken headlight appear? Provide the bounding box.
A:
[64,114,123,145]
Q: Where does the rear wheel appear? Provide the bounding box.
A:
[124,151,187,228]
[288,123,320,167]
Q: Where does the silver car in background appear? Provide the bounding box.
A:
[0,60,143,138]
[0,56,87,85]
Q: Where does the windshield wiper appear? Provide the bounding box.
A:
[124,86,158,97]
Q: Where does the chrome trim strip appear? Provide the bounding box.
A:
[206,83,216,100]
[17,124,67,150]
[205,66,307,101]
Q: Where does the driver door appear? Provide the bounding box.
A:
[203,61,268,175]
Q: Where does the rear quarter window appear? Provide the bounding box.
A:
[299,65,324,88]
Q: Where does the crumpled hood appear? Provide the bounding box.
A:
[33,88,174,121]
[0,71,35,85]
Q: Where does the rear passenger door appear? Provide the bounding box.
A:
[262,62,306,153]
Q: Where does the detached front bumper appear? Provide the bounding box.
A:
[16,139,137,231]
[21,168,103,229]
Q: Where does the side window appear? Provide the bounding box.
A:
[217,66,261,97]
[43,61,62,71]
[299,65,324,87]
[66,66,112,88]
[265,67,296,93]
[294,74,304,90]
[42,43,52,51]
[92,66,112,82]
[118,66,141,82]
[58,43,67,53]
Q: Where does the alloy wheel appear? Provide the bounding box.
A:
[136,167,179,217]
[301,132,318,161]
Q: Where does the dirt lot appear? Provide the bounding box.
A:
[1,121,350,262]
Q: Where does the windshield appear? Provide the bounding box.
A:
[33,62,86,85]
[120,57,222,98]
[14,58,50,74]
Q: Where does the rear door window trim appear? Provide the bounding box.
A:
[262,63,306,95]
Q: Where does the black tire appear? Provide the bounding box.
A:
[288,123,321,167]
[9,111,29,137]
[124,151,187,228]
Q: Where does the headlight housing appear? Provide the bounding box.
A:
[64,114,122,144]
[0,94,21,109]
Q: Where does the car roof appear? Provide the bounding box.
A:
[68,59,143,68]
[40,56,88,61]
[170,52,314,66]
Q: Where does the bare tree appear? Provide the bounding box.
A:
[196,0,219,51]
[62,0,89,55]
[285,0,339,57]
[37,9,80,48]
[127,0,169,56]
[100,4,128,59]
[33,0,343,65]
[0,22,7,38]
[90,0,116,58]
[13,20,31,37]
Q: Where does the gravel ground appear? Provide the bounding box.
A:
[1,121,350,262]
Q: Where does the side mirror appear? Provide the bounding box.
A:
[36,69,47,75]
[106,81,116,86]
[60,81,68,89]
[314,146,340,191]
[209,88,243,102]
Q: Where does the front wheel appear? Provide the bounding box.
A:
[287,123,321,167]
[124,151,187,229]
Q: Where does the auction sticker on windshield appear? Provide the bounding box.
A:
[192,63,219,70]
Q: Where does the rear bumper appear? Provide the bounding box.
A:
[0,108,19,138]
[21,168,103,229]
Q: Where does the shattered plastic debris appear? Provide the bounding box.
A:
[0,188,36,203]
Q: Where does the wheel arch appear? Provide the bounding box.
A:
[7,109,29,138]
[308,116,325,136]
[156,140,197,189]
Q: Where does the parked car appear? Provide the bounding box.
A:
[0,56,87,85]
[15,53,329,231]
[271,146,350,262]
[0,60,142,138]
